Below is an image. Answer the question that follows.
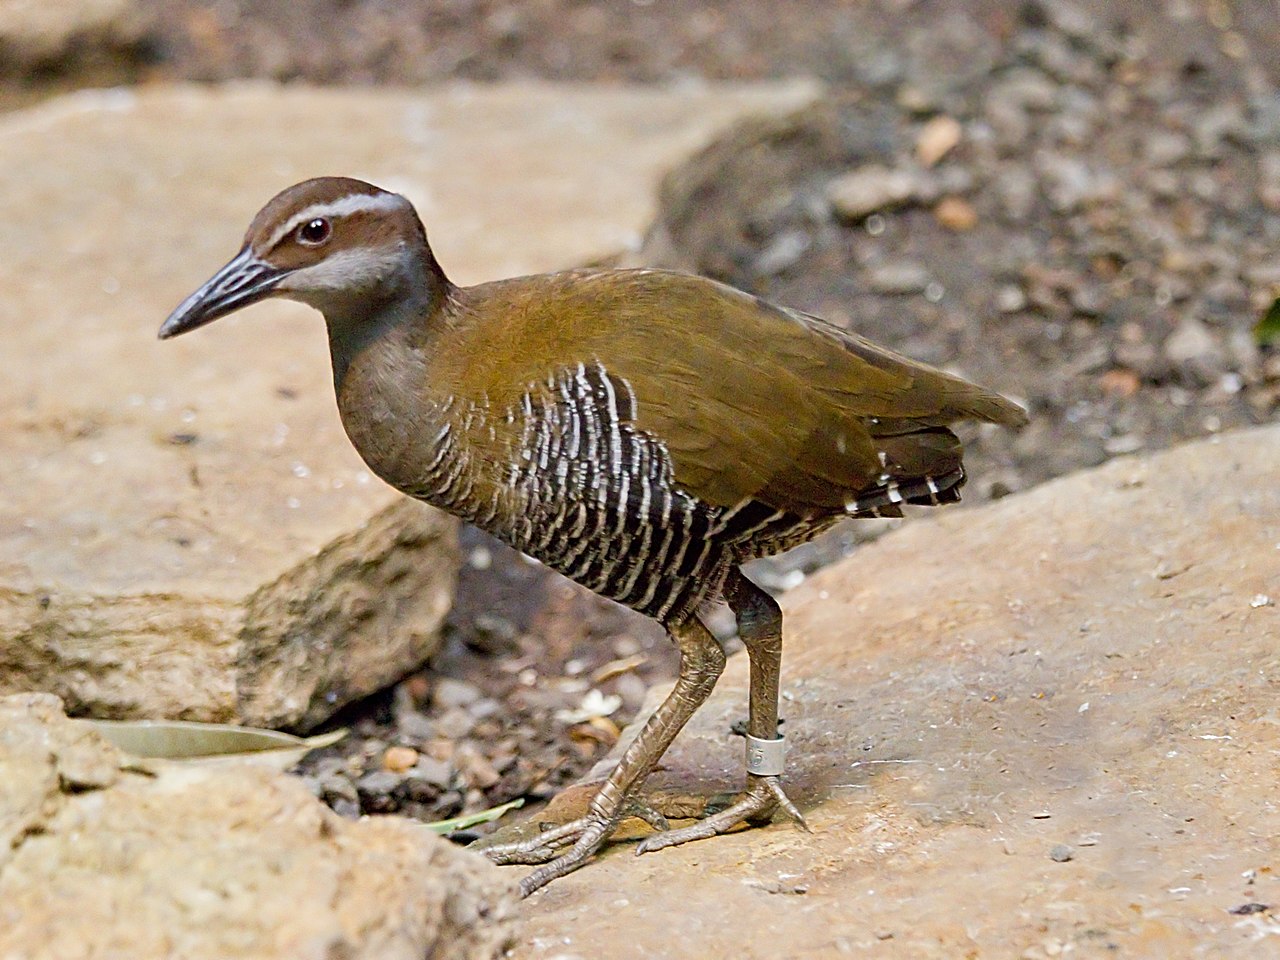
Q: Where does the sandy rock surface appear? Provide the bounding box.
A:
[0,693,517,960]
[507,426,1280,958]
[0,80,817,727]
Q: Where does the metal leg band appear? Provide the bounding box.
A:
[745,733,786,776]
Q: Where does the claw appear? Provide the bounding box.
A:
[623,796,672,833]
[635,775,804,856]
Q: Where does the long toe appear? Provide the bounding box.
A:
[479,817,592,866]
[634,775,805,856]
[518,816,616,896]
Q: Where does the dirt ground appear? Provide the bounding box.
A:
[6,0,1276,831]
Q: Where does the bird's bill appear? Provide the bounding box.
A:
[158,247,285,339]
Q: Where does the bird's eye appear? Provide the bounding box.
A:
[297,218,331,245]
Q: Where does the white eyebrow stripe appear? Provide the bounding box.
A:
[264,192,405,250]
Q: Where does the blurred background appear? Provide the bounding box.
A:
[3,0,1277,828]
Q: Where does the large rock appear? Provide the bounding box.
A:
[507,426,1280,958]
[0,80,818,727]
[0,693,516,959]
[0,0,147,71]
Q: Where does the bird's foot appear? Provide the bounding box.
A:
[480,797,670,896]
[634,774,808,856]
[487,812,616,897]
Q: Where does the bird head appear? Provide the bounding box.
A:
[159,177,442,339]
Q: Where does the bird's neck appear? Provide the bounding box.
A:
[323,248,452,394]
[323,254,473,499]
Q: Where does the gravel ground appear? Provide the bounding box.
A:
[6,0,1276,832]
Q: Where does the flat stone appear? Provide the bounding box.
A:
[0,80,818,727]
[508,426,1280,958]
[0,693,516,959]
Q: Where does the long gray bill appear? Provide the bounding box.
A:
[158,247,283,339]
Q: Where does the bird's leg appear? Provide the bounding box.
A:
[636,571,807,855]
[480,615,726,895]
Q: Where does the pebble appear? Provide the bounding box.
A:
[995,168,1038,221]
[827,166,927,221]
[1163,316,1227,380]
[752,229,812,277]
[407,756,454,792]
[995,285,1028,313]
[1049,844,1075,862]
[916,115,963,167]
[382,745,419,773]
[454,744,502,789]
[934,196,978,231]
[356,770,402,796]
[1036,153,1114,212]
[395,709,435,742]
[1144,130,1192,168]
[432,677,482,710]
[866,262,932,294]
[434,706,477,740]
[469,613,519,655]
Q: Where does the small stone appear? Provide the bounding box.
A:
[995,285,1028,313]
[434,707,476,740]
[1098,368,1141,399]
[410,756,455,791]
[1103,435,1144,456]
[1037,154,1115,213]
[1070,284,1105,317]
[1259,152,1280,212]
[916,115,963,167]
[1164,317,1226,379]
[469,613,519,655]
[866,262,932,295]
[1050,844,1075,862]
[1144,130,1192,168]
[996,168,1038,221]
[396,709,435,742]
[319,773,359,805]
[934,196,978,231]
[827,166,927,221]
[356,770,402,798]
[753,229,812,277]
[1228,903,1271,916]
[432,677,482,710]
[454,745,501,790]
[382,746,419,773]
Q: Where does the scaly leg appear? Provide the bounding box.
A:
[636,570,807,855]
[480,615,726,895]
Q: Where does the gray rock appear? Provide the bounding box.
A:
[0,694,516,959]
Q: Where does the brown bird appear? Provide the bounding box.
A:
[160,176,1026,895]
